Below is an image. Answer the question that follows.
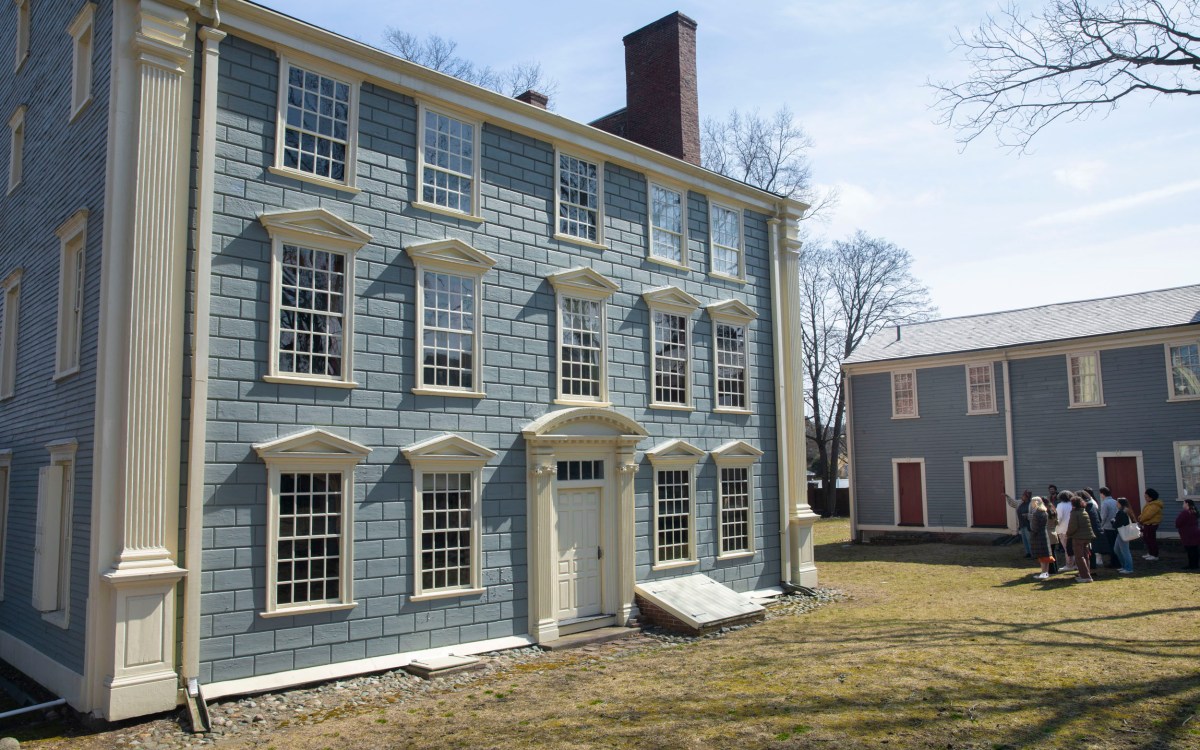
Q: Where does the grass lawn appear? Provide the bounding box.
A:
[32,519,1200,749]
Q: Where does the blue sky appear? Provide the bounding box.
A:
[259,1,1199,318]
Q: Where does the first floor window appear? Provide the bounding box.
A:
[653,311,688,405]
[1169,343,1200,399]
[656,469,692,563]
[967,363,995,414]
[419,472,474,592]
[891,370,917,418]
[420,107,476,214]
[560,296,603,399]
[278,61,354,184]
[650,183,684,264]
[1068,352,1102,406]
[33,440,76,627]
[710,203,742,279]
[279,245,346,378]
[422,271,475,389]
[276,471,344,607]
[1178,442,1200,500]
[556,152,601,242]
[719,466,751,554]
[715,323,747,410]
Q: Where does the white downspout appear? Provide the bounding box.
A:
[768,215,791,585]
[846,366,859,541]
[1002,357,1016,531]
[182,23,226,685]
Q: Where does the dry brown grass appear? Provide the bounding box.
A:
[37,519,1200,749]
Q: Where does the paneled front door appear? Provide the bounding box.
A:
[1103,456,1142,515]
[555,488,603,621]
[896,462,925,527]
[969,460,1008,527]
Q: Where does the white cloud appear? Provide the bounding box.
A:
[1051,160,1108,191]
[1026,179,1200,229]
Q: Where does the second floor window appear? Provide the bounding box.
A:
[891,370,917,418]
[1168,342,1200,399]
[559,296,604,400]
[421,271,475,390]
[419,107,477,215]
[278,62,354,184]
[1068,351,1102,407]
[556,153,601,243]
[278,246,347,379]
[966,363,995,414]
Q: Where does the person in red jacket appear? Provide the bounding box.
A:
[1175,498,1200,570]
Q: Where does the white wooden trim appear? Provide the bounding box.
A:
[54,209,89,380]
[553,293,611,405]
[647,441,702,566]
[1096,451,1147,505]
[708,201,745,281]
[891,457,927,527]
[0,629,84,707]
[0,453,8,600]
[962,456,1012,529]
[13,0,29,73]
[553,149,605,247]
[1001,359,1016,528]
[414,101,483,221]
[1164,340,1200,402]
[964,362,998,415]
[67,3,96,121]
[890,369,918,419]
[203,634,536,701]
[1171,441,1200,502]
[7,104,26,195]
[0,269,21,400]
[645,288,699,410]
[1066,350,1105,408]
[272,54,361,191]
[646,178,688,268]
[408,244,494,397]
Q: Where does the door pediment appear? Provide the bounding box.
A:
[522,407,647,442]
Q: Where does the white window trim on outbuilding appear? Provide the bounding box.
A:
[549,267,619,407]
[964,362,997,415]
[259,208,372,388]
[1174,440,1200,502]
[644,285,700,411]
[1066,350,1105,408]
[711,440,763,559]
[401,433,496,601]
[254,428,370,617]
[646,438,705,570]
[706,299,757,414]
[1164,339,1200,402]
[890,369,918,419]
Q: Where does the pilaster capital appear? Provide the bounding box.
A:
[134,0,194,71]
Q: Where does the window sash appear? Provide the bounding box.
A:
[557,153,600,242]
[280,64,352,182]
[1169,343,1200,398]
[417,471,475,593]
[719,466,752,554]
[275,471,345,608]
[277,245,347,379]
[967,364,994,413]
[653,311,689,405]
[892,371,916,416]
[650,184,684,264]
[421,271,475,390]
[1,283,19,399]
[421,109,476,214]
[655,468,692,563]
[1069,353,1101,405]
[1178,442,1200,499]
[8,109,25,193]
[559,296,604,400]
[710,204,741,277]
[15,0,29,70]
[715,322,747,409]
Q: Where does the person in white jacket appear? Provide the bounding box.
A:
[1099,487,1120,569]
[1055,491,1075,571]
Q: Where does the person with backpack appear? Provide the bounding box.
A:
[1083,489,1104,571]
[1112,498,1136,574]
[1140,488,1164,561]
[1067,494,1096,583]
[1028,496,1055,579]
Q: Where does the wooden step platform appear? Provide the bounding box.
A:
[540,626,642,651]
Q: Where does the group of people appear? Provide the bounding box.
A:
[1007,485,1200,582]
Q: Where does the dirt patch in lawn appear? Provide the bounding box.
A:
[27,519,1200,749]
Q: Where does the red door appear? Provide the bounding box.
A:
[897,462,924,526]
[1103,457,1141,515]
[969,461,1007,527]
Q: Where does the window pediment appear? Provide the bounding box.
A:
[548,266,619,301]
[711,440,763,466]
[259,208,372,251]
[643,285,700,315]
[402,433,497,467]
[645,438,705,465]
[405,238,497,276]
[254,428,371,464]
[707,299,757,325]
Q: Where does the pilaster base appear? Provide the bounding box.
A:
[790,516,819,588]
[533,618,560,645]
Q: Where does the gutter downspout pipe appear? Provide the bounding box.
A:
[1002,357,1017,530]
[767,216,792,586]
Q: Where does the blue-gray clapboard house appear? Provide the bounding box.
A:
[843,285,1200,541]
[0,0,819,720]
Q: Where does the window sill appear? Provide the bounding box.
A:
[53,366,81,383]
[647,255,689,272]
[708,271,747,285]
[1167,394,1200,403]
[15,53,28,75]
[413,387,486,399]
[649,403,694,412]
[553,233,607,252]
[652,559,699,572]
[412,200,484,224]
[69,97,93,124]
[267,166,361,194]
[41,610,69,630]
[263,374,358,389]
[714,407,751,415]
[6,181,19,197]
[260,601,358,619]
[966,409,998,416]
[409,587,486,603]
[554,398,611,408]
[891,414,920,420]
[717,551,755,561]
[1067,402,1106,410]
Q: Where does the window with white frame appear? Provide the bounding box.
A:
[261,209,371,387]
[8,105,26,194]
[276,60,356,186]
[0,270,21,400]
[891,370,917,418]
[14,0,29,72]
[707,299,756,413]
[254,429,369,616]
[966,363,995,414]
[644,286,700,409]
[1067,351,1103,407]
[649,182,685,265]
[1176,441,1200,501]
[406,238,496,397]
[1167,342,1200,400]
[33,439,76,628]
[55,210,87,379]
[712,440,763,558]
[647,439,703,567]
[402,434,495,600]
[709,203,743,279]
[556,152,601,243]
[0,450,10,601]
[418,105,478,216]
[68,3,95,120]
[549,267,618,405]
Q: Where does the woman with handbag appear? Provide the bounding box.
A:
[1067,494,1096,583]
[1113,498,1137,574]
[1028,496,1055,579]
[1174,498,1200,570]
[1140,489,1164,561]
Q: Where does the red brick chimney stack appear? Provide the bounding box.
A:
[592,12,701,166]
[514,89,549,109]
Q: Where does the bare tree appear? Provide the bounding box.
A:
[802,233,936,516]
[933,0,1200,151]
[383,30,559,103]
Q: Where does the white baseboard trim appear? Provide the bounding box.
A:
[0,628,85,707]
[203,633,535,701]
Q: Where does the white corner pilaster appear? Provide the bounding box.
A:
[86,0,196,721]
[615,444,638,625]
[527,446,559,644]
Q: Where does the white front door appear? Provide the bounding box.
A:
[555,487,602,621]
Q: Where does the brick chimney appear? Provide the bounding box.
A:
[591,12,701,166]
[515,89,548,109]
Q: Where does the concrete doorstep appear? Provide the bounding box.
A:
[540,626,642,652]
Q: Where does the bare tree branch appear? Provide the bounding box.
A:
[932,0,1200,151]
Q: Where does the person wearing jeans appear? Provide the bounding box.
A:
[1112,498,1135,574]
[1099,487,1119,569]
[1007,491,1033,558]
[1140,488,1164,561]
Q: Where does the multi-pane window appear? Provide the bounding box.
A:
[966,363,995,414]
[1068,352,1102,406]
[653,311,689,406]
[891,370,917,418]
[8,105,25,194]
[557,460,604,482]
[1168,343,1200,399]
[419,472,474,593]
[655,469,692,563]
[420,108,476,214]
[68,3,95,119]
[719,466,751,555]
[278,245,347,379]
[14,0,29,72]
[560,296,603,400]
[422,271,475,390]
[55,211,87,379]
[715,323,748,410]
[650,183,684,265]
[276,471,344,607]
[1177,442,1200,500]
[710,203,742,279]
[0,271,20,400]
[556,153,601,242]
[279,63,353,183]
